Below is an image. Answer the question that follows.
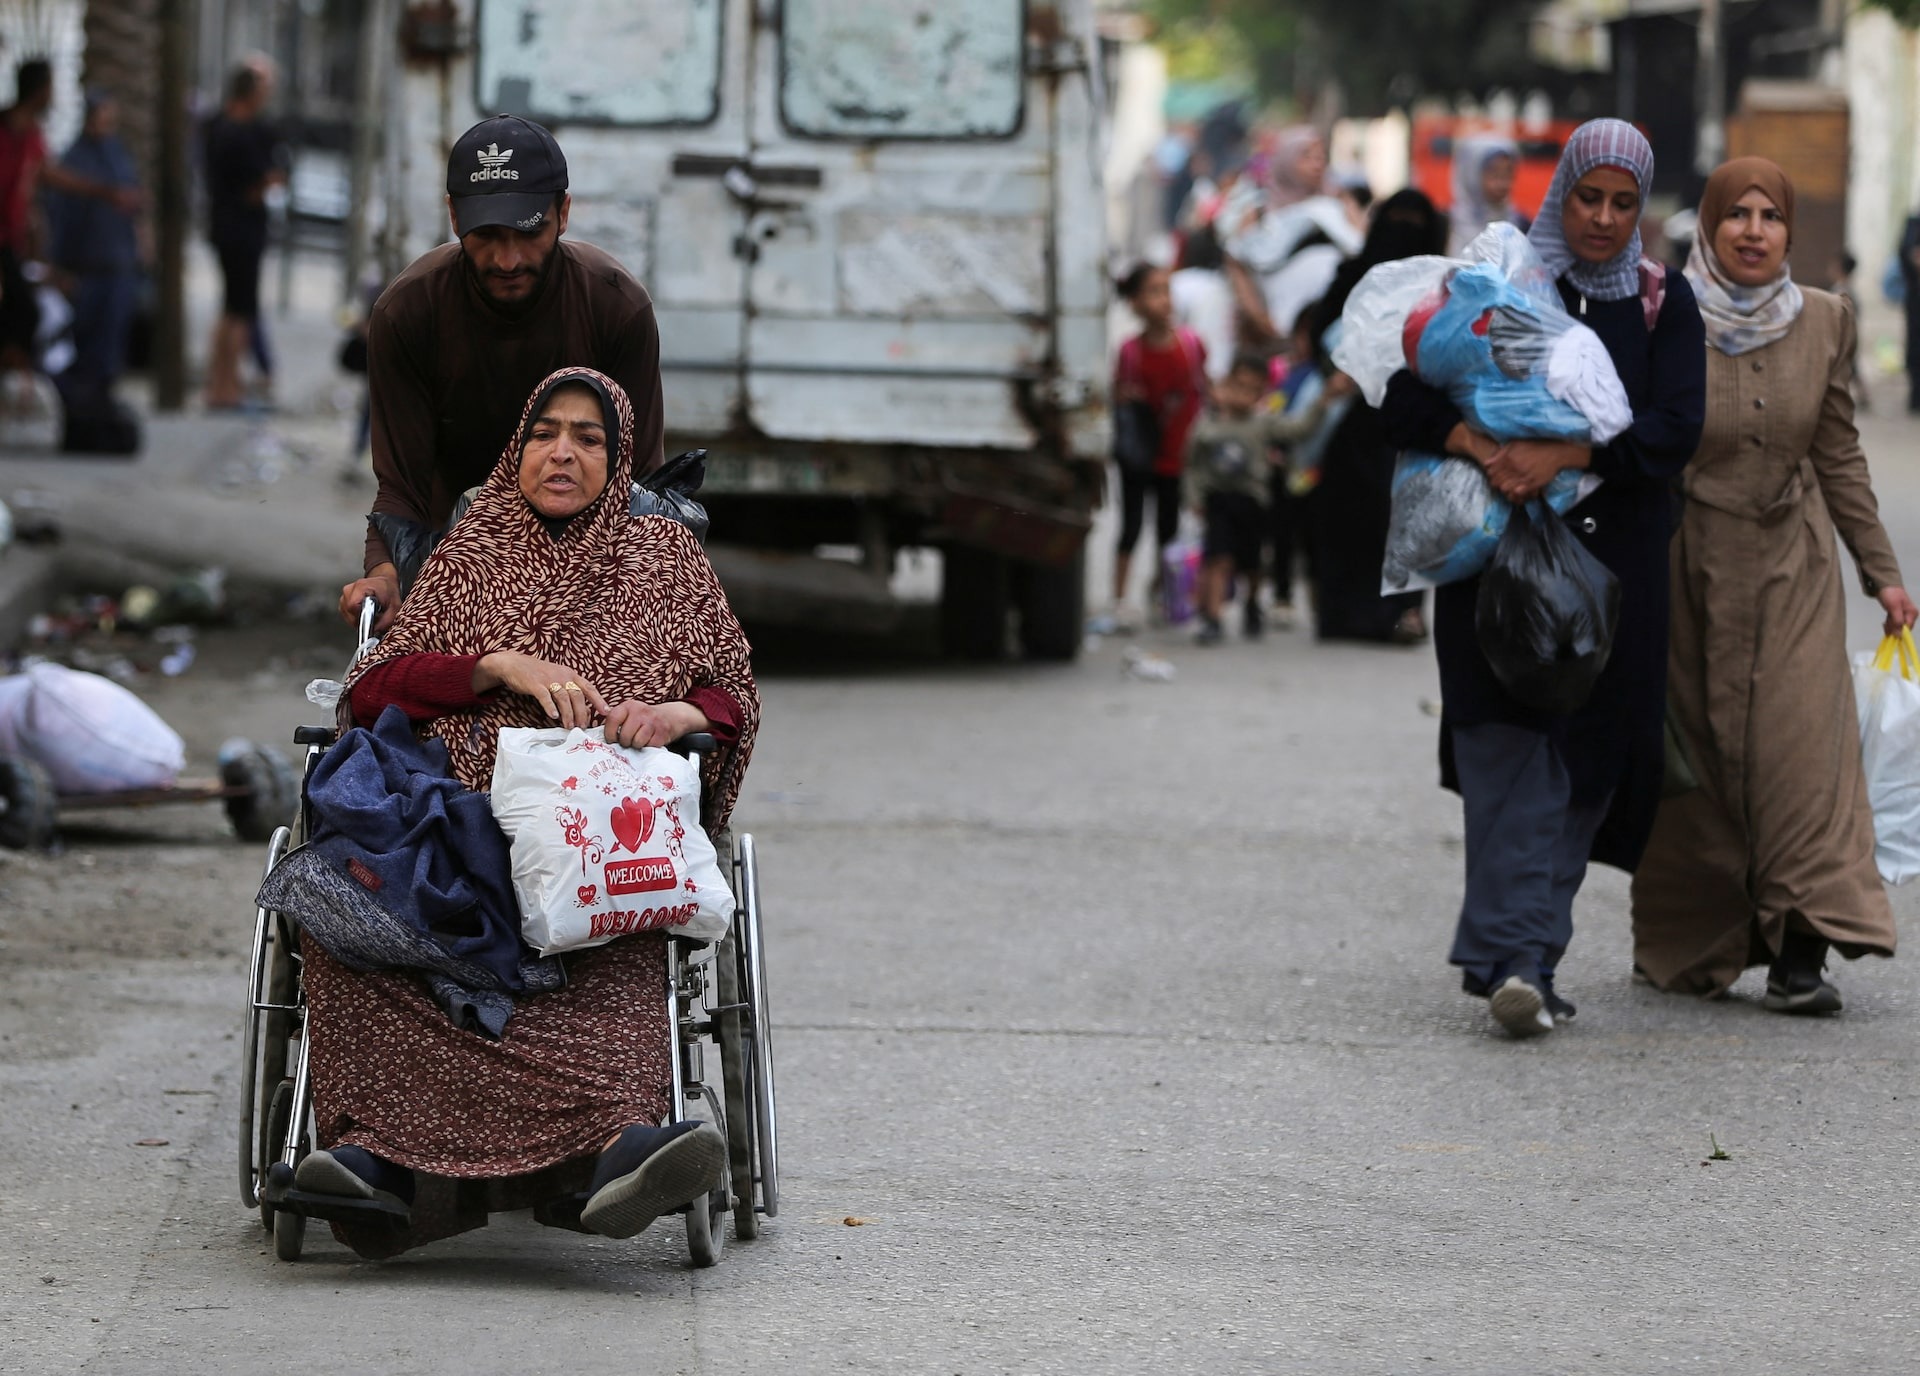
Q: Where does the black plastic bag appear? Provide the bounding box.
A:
[631,448,710,544]
[1474,501,1620,716]
[1112,400,1159,477]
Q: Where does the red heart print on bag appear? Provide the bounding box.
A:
[577,884,597,907]
[610,796,655,853]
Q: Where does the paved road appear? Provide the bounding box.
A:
[3,412,1919,1374]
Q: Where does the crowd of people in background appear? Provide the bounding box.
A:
[0,54,286,449]
[1115,110,1919,1040]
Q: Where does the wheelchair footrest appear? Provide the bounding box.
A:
[276,1187,412,1231]
[264,1164,411,1232]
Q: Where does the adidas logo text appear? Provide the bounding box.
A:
[471,142,519,182]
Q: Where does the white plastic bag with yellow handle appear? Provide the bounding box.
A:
[1855,629,1920,886]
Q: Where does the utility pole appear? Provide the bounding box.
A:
[343,0,392,305]
[155,0,197,412]
[1694,0,1727,186]
[276,0,306,317]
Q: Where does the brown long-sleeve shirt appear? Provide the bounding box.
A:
[362,238,666,572]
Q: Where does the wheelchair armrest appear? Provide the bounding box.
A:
[293,725,338,748]
[667,732,718,760]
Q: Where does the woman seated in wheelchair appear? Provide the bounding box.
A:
[296,365,756,1255]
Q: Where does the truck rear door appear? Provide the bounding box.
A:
[736,0,1050,453]
[471,0,750,435]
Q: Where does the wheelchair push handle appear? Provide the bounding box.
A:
[668,732,718,760]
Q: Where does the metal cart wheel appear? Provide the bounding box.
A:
[734,834,778,1221]
[220,741,299,843]
[0,752,56,850]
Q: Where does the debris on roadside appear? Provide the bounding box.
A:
[210,425,318,493]
[1121,646,1177,682]
[3,490,63,544]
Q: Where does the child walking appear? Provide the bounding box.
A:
[1185,353,1348,643]
[1105,264,1206,630]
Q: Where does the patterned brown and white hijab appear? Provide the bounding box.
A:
[347,366,758,827]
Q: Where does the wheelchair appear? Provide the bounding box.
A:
[238,601,778,1265]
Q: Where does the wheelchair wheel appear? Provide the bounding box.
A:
[239,828,293,1218]
[259,1079,295,1231]
[714,931,759,1241]
[735,834,778,1221]
[684,1087,728,1267]
[273,1205,305,1262]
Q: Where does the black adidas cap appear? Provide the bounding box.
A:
[446,115,568,235]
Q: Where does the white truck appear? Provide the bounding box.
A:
[389,0,1111,658]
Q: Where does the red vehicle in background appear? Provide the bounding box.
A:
[1409,115,1582,221]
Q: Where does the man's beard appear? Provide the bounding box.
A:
[466,247,554,314]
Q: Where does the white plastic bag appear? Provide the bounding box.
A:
[1855,630,1920,886]
[489,727,734,955]
[1331,223,1631,443]
[1329,253,1453,406]
[14,663,184,793]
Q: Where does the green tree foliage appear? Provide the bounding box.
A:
[1144,0,1544,114]
[1861,0,1920,25]
[1143,0,1301,103]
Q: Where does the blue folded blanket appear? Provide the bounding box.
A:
[255,705,560,1037]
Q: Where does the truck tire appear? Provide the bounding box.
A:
[939,546,1010,661]
[1016,556,1085,662]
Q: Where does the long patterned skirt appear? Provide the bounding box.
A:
[300,935,672,1255]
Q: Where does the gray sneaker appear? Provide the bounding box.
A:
[1489,972,1554,1038]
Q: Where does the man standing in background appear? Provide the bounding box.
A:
[48,88,144,396]
[201,57,286,410]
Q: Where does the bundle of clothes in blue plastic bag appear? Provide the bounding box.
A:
[1330,223,1632,591]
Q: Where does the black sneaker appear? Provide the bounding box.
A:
[1242,599,1265,640]
[1764,933,1841,1016]
[1489,961,1554,1038]
[1539,972,1576,1023]
[291,1145,415,1222]
[1764,968,1842,1015]
[580,1121,727,1240]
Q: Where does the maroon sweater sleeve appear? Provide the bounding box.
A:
[683,686,743,745]
[351,653,745,743]
[349,652,491,727]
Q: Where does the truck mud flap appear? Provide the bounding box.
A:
[930,487,1091,567]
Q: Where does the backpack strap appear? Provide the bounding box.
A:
[1637,258,1668,333]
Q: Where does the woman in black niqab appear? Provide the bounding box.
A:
[1306,190,1448,643]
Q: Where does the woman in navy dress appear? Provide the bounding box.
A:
[1381,120,1707,1038]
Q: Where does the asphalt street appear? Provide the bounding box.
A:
[2,408,1919,1374]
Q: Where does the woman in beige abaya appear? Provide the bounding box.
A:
[1630,158,1918,1013]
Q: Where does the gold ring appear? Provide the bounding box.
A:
[563,682,580,692]
[549,682,563,693]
